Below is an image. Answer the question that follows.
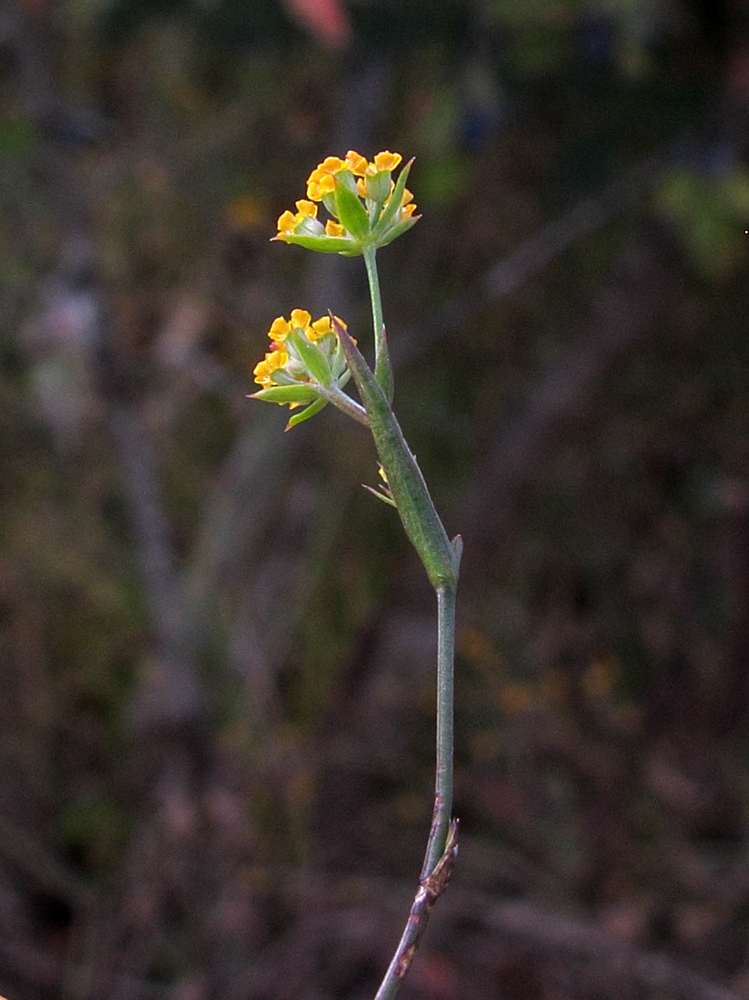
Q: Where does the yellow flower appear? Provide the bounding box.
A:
[325,219,345,237]
[295,200,318,218]
[289,308,312,330]
[309,316,333,339]
[269,315,291,341]
[371,151,402,173]
[253,347,289,387]
[306,169,337,201]
[344,150,368,175]
[309,315,347,340]
[319,155,346,173]
[276,209,297,234]
[305,157,346,200]
[276,200,319,238]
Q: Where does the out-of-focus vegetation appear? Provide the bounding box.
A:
[1,0,749,997]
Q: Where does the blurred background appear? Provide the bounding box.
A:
[1,0,749,997]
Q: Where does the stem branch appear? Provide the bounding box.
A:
[363,246,394,401]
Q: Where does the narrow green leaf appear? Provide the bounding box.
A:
[375,215,420,249]
[250,385,320,404]
[274,233,360,254]
[285,396,328,429]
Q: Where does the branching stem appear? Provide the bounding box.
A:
[364,245,394,401]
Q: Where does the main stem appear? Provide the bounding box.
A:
[373,581,458,1000]
[421,582,456,878]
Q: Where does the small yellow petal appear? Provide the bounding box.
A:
[269,316,291,341]
[356,178,367,198]
[306,172,336,201]
[373,151,402,172]
[401,188,414,206]
[295,199,318,218]
[309,316,333,339]
[318,156,346,174]
[253,359,272,384]
[290,308,312,330]
[325,219,345,237]
[253,348,288,386]
[267,348,288,369]
[277,210,297,233]
[345,150,368,175]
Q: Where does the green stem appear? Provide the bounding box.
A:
[421,582,457,879]
[316,385,370,427]
[363,245,394,402]
[373,582,459,1000]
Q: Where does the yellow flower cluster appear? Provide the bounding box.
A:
[305,150,406,201]
[275,150,416,242]
[276,200,347,240]
[253,309,345,389]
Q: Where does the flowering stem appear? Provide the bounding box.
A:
[332,314,461,999]
[372,582,459,1000]
[421,581,458,879]
[363,245,394,402]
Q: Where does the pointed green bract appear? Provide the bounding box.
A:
[286,396,328,429]
[278,233,358,254]
[250,385,320,404]
[286,328,332,387]
[334,176,371,240]
[373,159,413,237]
[376,216,420,249]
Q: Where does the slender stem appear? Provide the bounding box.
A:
[317,385,370,427]
[421,582,457,879]
[363,245,394,402]
[373,581,459,1000]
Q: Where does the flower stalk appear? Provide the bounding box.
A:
[362,245,393,401]
[251,151,460,999]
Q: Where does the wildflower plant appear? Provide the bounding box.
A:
[251,152,461,999]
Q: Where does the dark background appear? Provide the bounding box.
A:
[1,0,749,997]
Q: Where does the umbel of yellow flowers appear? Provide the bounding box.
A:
[274,150,418,255]
[250,309,361,429]
[252,151,417,428]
